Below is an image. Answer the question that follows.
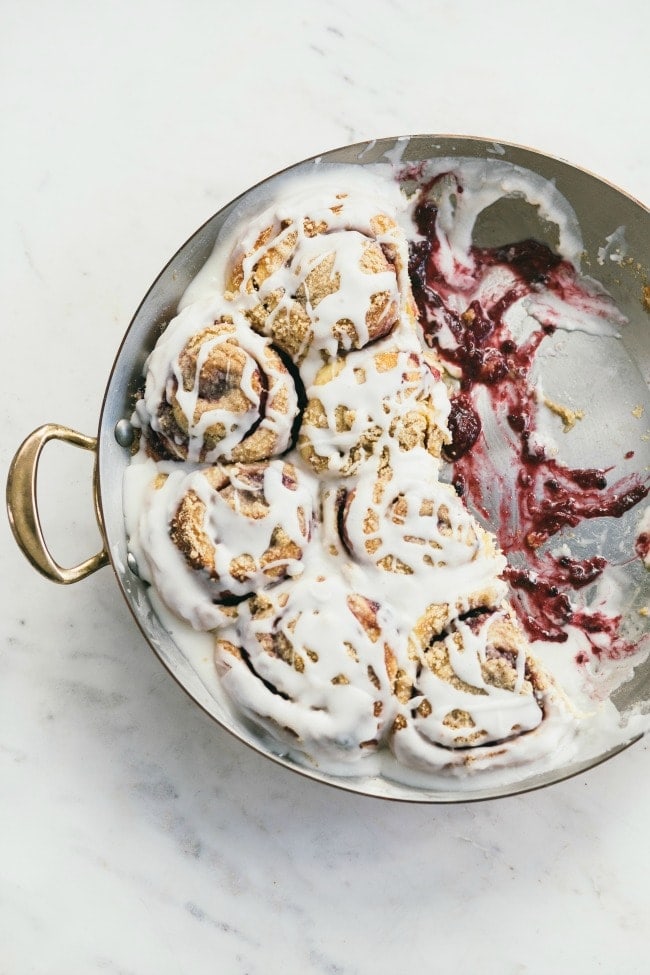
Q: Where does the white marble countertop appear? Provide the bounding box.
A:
[2,1,649,972]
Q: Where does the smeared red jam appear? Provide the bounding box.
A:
[636,533,650,562]
[503,555,607,643]
[443,394,481,462]
[408,172,649,655]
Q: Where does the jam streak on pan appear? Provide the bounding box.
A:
[408,177,648,651]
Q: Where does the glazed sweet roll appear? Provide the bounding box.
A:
[390,607,572,772]
[135,298,300,463]
[298,339,451,476]
[335,450,507,595]
[215,574,408,763]
[225,185,413,365]
[134,459,314,629]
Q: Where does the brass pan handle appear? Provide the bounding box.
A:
[6,423,109,584]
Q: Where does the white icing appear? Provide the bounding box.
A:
[637,507,650,570]
[337,449,507,608]
[130,457,316,629]
[182,164,411,311]
[597,225,628,266]
[299,332,450,475]
[416,156,585,271]
[215,571,401,764]
[391,687,577,776]
[135,296,299,462]
[240,227,400,360]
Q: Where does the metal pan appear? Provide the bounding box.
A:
[7,136,650,802]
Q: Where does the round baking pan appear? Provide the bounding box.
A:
[7,135,650,802]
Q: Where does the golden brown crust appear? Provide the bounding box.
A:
[166,461,311,598]
[148,317,298,464]
[297,347,449,476]
[226,215,403,362]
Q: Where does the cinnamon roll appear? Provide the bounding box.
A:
[297,339,450,476]
[390,607,572,772]
[225,185,413,364]
[335,450,506,594]
[136,298,299,464]
[134,459,314,629]
[214,574,405,763]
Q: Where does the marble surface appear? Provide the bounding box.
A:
[2,1,649,971]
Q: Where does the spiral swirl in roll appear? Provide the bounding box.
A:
[297,339,450,476]
[336,450,505,585]
[135,459,313,628]
[214,574,407,762]
[225,188,412,364]
[136,298,299,464]
[390,607,571,772]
